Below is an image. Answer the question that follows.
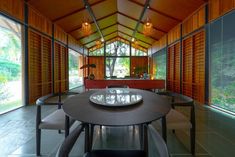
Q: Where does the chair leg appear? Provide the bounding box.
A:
[190,128,195,155]
[65,115,70,137]
[161,116,167,143]
[36,128,41,156]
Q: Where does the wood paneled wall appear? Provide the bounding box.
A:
[151,35,167,53]
[28,5,52,36]
[167,42,181,93]
[182,30,205,103]
[0,0,24,21]
[54,24,67,44]
[168,24,181,45]
[88,57,105,80]
[182,6,205,36]
[28,29,52,104]
[209,0,235,21]
[68,35,83,53]
[131,57,148,77]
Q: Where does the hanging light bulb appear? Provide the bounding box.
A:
[143,17,153,36]
[95,40,102,49]
[81,19,92,36]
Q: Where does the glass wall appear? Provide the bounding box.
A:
[152,48,166,79]
[68,49,83,89]
[209,10,235,113]
[0,15,23,114]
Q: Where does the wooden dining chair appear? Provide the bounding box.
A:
[56,124,169,157]
[157,91,195,155]
[35,91,79,156]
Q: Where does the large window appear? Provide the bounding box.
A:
[0,15,23,114]
[69,49,83,89]
[152,48,166,79]
[105,41,130,78]
[210,11,235,113]
[106,57,130,78]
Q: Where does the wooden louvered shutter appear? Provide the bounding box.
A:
[174,42,181,93]
[54,42,68,93]
[193,31,205,103]
[41,37,52,95]
[54,42,60,93]
[182,37,193,97]
[28,30,42,104]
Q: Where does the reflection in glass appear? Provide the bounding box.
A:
[90,89,142,107]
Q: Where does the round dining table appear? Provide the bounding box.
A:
[63,88,171,126]
[63,88,171,152]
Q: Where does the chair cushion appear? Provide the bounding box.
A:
[166,109,192,129]
[84,150,146,157]
[39,109,67,130]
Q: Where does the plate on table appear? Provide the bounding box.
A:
[89,88,143,107]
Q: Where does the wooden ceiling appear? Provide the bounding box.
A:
[28,0,205,50]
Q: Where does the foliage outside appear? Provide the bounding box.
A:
[105,41,130,77]
[153,49,166,80]
[0,16,22,114]
[68,49,83,89]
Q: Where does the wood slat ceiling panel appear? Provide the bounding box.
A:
[117,0,142,19]
[118,32,149,48]
[117,13,137,29]
[87,31,118,48]
[97,13,117,29]
[70,23,97,40]
[28,0,84,20]
[55,9,90,32]
[91,0,117,18]
[135,32,155,44]
[71,14,117,39]
[142,10,178,32]
[81,32,100,44]
[149,0,205,20]
[118,25,133,36]
[102,25,118,35]
[137,23,164,40]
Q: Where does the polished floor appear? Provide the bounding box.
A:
[0,90,235,157]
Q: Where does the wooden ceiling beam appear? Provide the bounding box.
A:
[128,0,181,22]
[132,0,151,39]
[118,23,159,41]
[84,30,117,46]
[83,0,104,41]
[77,22,118,40]
[52,0,105,22]
[117,11,167,33]
[118,30,152,46]
[68,11,117,33]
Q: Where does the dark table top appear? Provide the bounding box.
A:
[63,88,171,126]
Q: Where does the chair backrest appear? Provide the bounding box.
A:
[106,85,129,88]
[148,124,169,157]
[56,124,84,157]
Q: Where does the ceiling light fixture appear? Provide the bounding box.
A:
[95,40,102,49]
[143,17,153,36]
[81,18,92,36]
[131,37,135,42]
